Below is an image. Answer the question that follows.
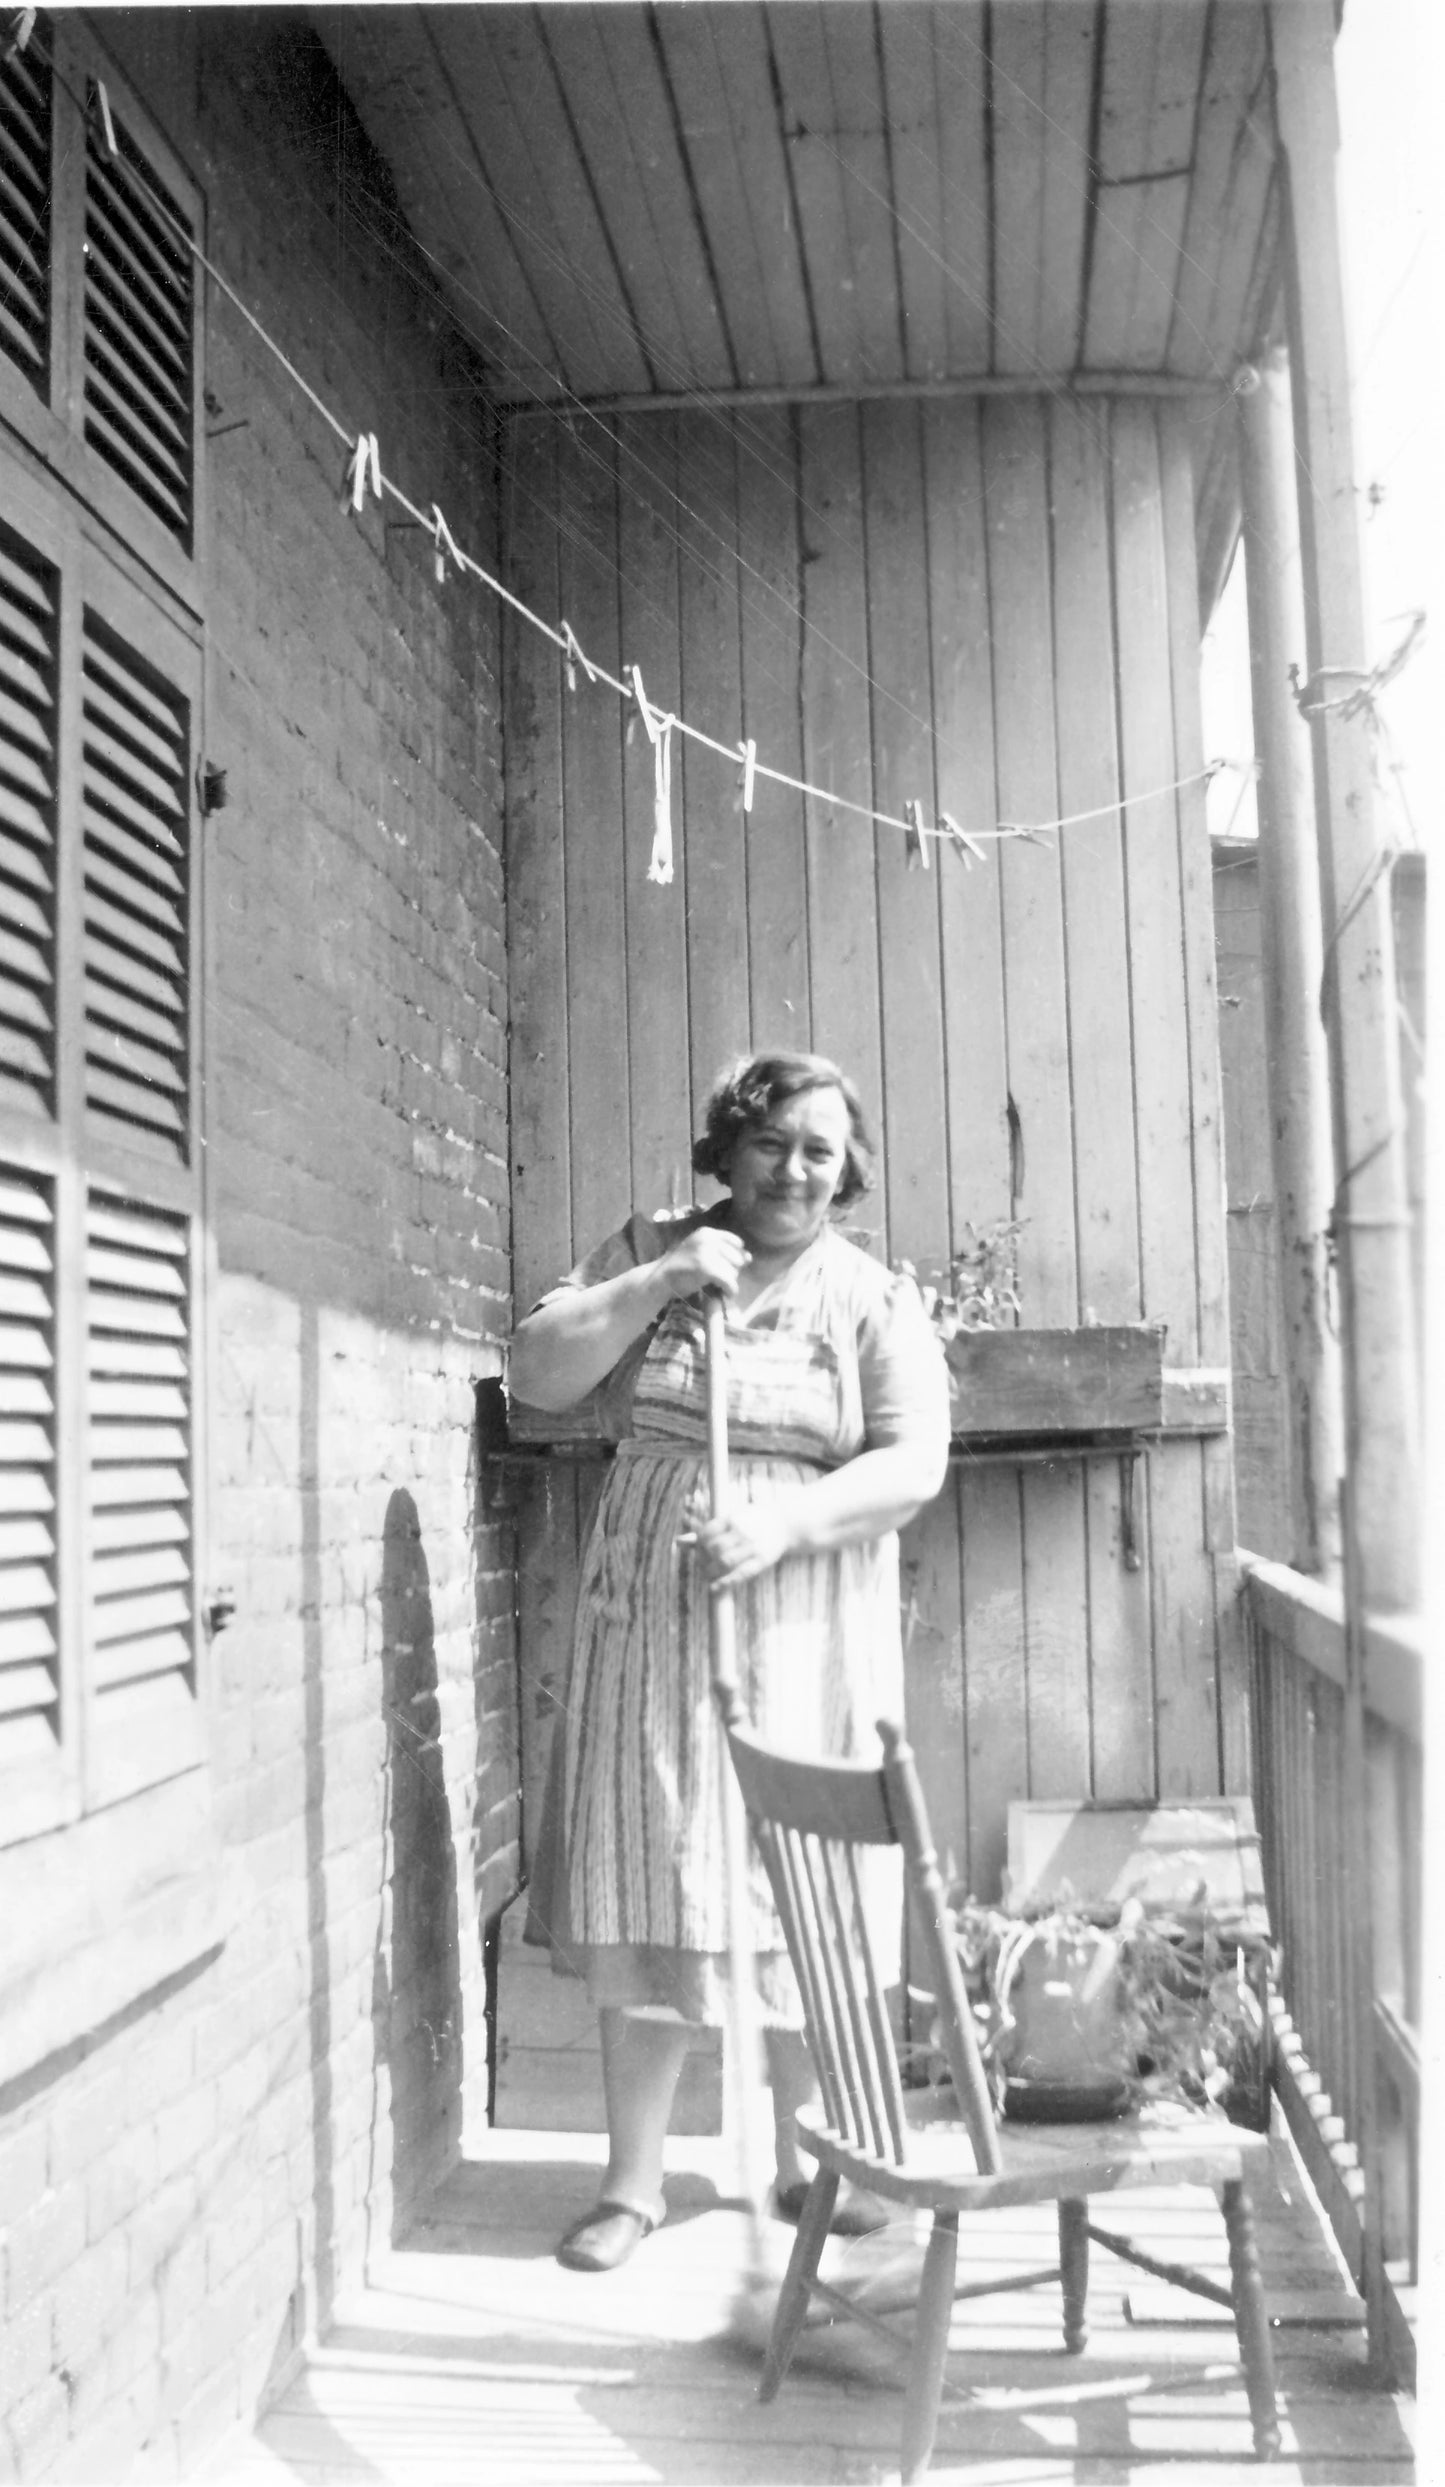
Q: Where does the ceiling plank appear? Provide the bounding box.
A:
[316,9,563,396]
[1096,0,1209,183]
[819,2,906,382]
[1086,173,1192,368]
[1166,2,1270,376]
[991,0,1097,378]
[876,2,948,383]
[930,1,992,375]
[555,8,737,394]
[651,5,802,390]
[766,3,867,386]
[441,7,652,398]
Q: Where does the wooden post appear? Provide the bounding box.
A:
[1235,348,1343,1578]
[1267,0,1419,1614]
[1268,0,1421,2381]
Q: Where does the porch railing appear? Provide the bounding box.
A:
[1242,1554,1422,2386]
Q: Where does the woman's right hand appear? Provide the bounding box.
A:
[657,1224,750,1302]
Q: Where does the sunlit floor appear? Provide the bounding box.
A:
[204,2125,1413,2486]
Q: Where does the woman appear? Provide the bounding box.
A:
[509,1051,949,2272]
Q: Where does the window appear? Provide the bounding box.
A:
[0,22,205,1853]
[0,14,201,588]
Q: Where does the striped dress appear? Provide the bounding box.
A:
[546,1210,949,2027]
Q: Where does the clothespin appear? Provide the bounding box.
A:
[631,667,676,886]
[738,739,757,815]
[343,430,382,515]
[431,505,463,586]
[560,621,596,695]
[4,10,37,61]
[940,810,986,868]
[90,79,119,160]
[903,798,929,871]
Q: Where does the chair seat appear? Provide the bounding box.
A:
[798,2095,1272,2215]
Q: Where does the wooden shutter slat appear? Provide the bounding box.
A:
[0,1558,53,1615]
[82,929,179,1021]
[0,1658,58,1715]
[0,1273,51,1320]
[0,674,54,759]
[92,1626,190,1694]
[0,781,53,850]
[89,1333,186,1378]
[90,1462,185,1509]
[85,306,191,470]
[83,708,186,825]
[84,1066,185,1137]
[83,669,186,795]
[87,1201,187,1258]
[88,1243,185,1293]
[0,728,54,806]
[85,169,191,354]
[83,973,175,1058]
[92,1504,186,1552]
[0,1467,52,1514]
[0,1610,55,1667]
[0,1029,50,1085]
[0,541,55,625]
[0,1317,50,1369]
[83,636,185,746]
[0,1373,51,1417]
[0,820,54,894]
[86,1292,184,1341]
[0,1514,52,1562]
[91,1584,189,1647]
[84,890,183,980]
[84,840,184,938]
[84,351,192,502]
[1,924,54,992]
[87,1421,187,1464]
[91,1380,188,1422]
[93,1543,188,1600]
[86,1028,185,1107]
[82,803,185,897]
[0,38,49,387]
[0,1418,51,1464]
[82,399,188,536]
[0,633,54,709]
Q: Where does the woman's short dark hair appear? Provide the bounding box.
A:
[691,1051,875,1210]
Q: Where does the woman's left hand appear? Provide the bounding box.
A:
[682,1494,799,1590]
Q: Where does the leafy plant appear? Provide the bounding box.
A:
[917,1884,1272,2129]
[899,1217,1026,1337]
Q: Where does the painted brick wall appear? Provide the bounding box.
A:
[0,17,515,2479]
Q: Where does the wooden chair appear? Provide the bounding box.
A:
[723,1712,1281,2483]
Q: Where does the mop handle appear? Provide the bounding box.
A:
[703,1289,739,1710]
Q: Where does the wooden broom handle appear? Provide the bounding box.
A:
[703,1289,740,1713]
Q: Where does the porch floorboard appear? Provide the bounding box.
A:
[204,2126,1413,2485]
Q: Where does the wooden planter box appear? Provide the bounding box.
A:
[945,1324,1167,1437]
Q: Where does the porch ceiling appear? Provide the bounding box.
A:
[315,1,1281,412]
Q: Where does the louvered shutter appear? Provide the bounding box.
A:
[0,527,58,1120]
[83,89,194,549]
[86,1190,198,1804]
[0,20,51,391]
[0,1168,62,1830]
[81,617,190,1158]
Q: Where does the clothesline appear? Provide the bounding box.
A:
[68,57,1251,870]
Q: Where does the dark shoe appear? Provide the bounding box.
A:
[773,2180,890,2238]
[556,2200,660,2272]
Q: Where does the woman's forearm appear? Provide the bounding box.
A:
[787,1439,948,1554]
[508,1262,673,1410]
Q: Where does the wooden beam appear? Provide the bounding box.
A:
[1267,1,1418,1613]
[499,372,1228,419]
[1235,345,1343,1579]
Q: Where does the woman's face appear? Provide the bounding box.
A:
[724,1085,851,1258]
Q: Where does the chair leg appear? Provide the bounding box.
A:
[900,2209,958,2485]
[758,2170,839,2404]
[1059,2197,1089,2352]
[1222,2176,1282,2460]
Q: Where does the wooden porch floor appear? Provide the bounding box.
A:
[205,2127,1413,2487]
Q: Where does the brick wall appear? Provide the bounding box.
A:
[0,17,516,2478]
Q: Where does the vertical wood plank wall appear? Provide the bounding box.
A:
[501,394,1235,1911]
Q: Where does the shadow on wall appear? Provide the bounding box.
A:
[378,1489,462,2238]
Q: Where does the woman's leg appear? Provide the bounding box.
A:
[764,2026,820,2194]
[597,2006,692,2218]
